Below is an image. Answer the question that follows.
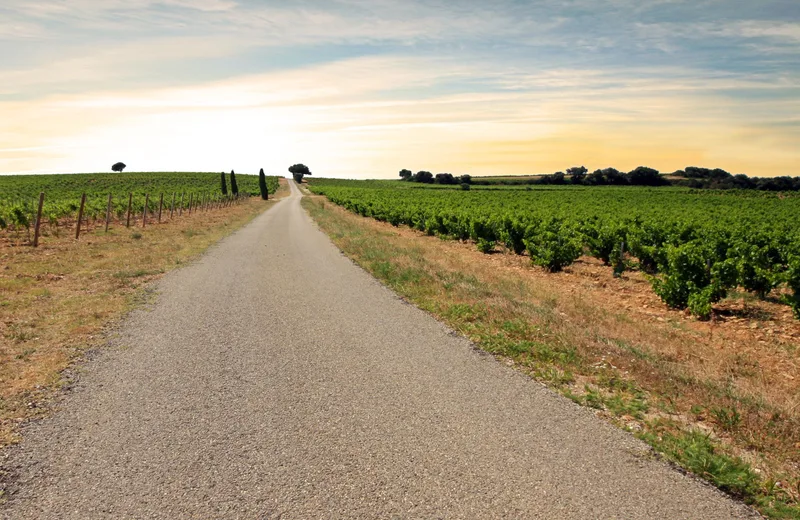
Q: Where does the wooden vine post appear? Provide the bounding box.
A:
[179,193,184,216]
[105,193,112,232]
[32,192,45,247]
[188,193,193,215]
[75,193,86,240]
[170,192,176,219]
[158,193,164,223]
[126,193,133,227]
[143,193,149,228]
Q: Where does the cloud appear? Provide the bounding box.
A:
[3,1,798,96]
[0,0,798,176]
[2,52,797,177]
[638,20,800,44]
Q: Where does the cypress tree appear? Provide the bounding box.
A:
[230,170,239,196]
[258,168,268,200]
[220,172,228,195]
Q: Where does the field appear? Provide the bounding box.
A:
[0,173,287,450]
[306,179,800,516]
[0,172,280,244]
[310,180,800,320]
[470,174,546,185]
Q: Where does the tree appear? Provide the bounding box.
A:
[627,166,667,186]
[289,163,311,183]
[602,168,627,185]
[732,174,755,190]
[586,167,626,185]
[586,169,606,185]
[460,174,472,185]
[220,172,228,195]
[709,168,732,181]
[399,169,412,181]
[412,170,433,183]
[684,166,710,179]
[434,173,456,185]
[230,170,239,195]
[566,165,588,184]
[111,162,126,172]
[551,171,565,185]
[258,168,268,200]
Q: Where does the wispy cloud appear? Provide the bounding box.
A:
[0,0,798,176]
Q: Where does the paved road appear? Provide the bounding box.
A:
[1,181,755,519]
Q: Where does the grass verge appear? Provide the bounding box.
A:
[303,194,800,519]
[0,181,288,448]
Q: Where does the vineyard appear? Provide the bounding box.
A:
[309,179,800,320]
[0,172,280,243]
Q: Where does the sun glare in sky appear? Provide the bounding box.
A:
[1,1,798,178]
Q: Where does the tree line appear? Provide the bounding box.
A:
[672,167,800,191]
[220,169,272,200]
[399,169,472,188]
[399,165,800,191]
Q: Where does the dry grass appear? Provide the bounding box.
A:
[0,181,289,447]
[304,194,800,516]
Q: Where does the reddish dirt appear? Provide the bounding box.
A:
[336,202,800,404]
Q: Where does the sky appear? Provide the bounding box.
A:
[0,1,798,178]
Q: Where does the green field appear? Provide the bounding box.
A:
[0,172,280,231]
[470,174,545,185]
[309,179,800,319]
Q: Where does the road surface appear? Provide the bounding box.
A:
[1,180,755,518]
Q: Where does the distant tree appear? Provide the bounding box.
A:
[732,174,755,190]
[627,166,667,186]
[684,166,710,179]
[772,176,795,191]
[230,170,239,195]
[586,169,606,185]
[566,165,588,184]
[682,166,731,181]
[412,170,434,183]
[551,171,565,185]
[289,163,311,183]
[710,168,732,180]
[258,168,268,200]
[220,172,228,195]
[602,168,627,185]
[756,176,793,191]
[755,177,778,191]
[399,169,412,181]
[460,174,472,185]
[112,162,126,172]
[434,173,456,185]
[585,167,626,185]
[460,182,471,191]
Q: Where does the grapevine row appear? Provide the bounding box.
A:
[310,180,800,319]
[0,172,280,234]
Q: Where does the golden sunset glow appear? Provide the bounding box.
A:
[1,2,798,178]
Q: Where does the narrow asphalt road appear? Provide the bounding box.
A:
[1,181,755,519]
